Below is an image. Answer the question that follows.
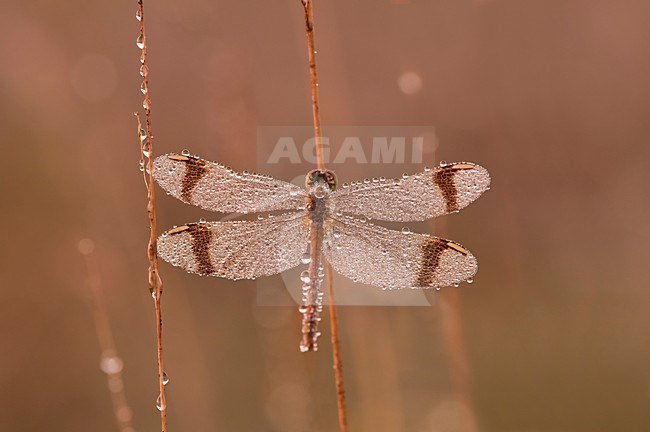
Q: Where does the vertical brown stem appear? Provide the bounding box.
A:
[300,1,348,430]
[301,0,325,171]
[434,216,478,432]
[325,263,348,432]
[136,0,167,430]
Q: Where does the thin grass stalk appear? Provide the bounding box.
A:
[300,1,348,430]
[81,241,136,432]
[135,0,167,430]
[301,0,325,171]
[325,263,348,431]
[434,217,478,432]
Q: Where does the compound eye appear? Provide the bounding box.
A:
[305,169,337,191]
[324,171,337,191]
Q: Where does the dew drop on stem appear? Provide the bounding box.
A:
[156,394,165,411]
[136,34,144,49]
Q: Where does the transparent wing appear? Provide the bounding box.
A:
[153,153,307,213]
[158,212,309,279]
[323,215,477,289]
[330,162,490,222]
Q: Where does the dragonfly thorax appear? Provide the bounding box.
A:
[305,169,337,197]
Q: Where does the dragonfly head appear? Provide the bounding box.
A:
[305,169,337,196]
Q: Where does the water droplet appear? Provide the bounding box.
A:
[162,372,170,385]
[100,355,124,374]
[181,149,191,156]
[300,271,310,283]
[402,173,409,179]
[199,218,207,224]
[156,394,165,411]
[300,253,311,264]
[140,81,147,94]
[135,9,142,21]
[397,71,423,95]
[401,227,411,234]
[139,128,147,141]
[142,98,151,110]
[78,238,95,255]
[300,344,309,353]
[467,278,474,284]
[139,65,148,77]
[423,166,431,172]
[439,160,447,166]
[136,34,145,49]
[453,283,460,287]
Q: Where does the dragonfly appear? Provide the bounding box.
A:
[152,151,491,352]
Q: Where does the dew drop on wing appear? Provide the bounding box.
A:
[300,271,310,283]
[181,149,190,156]
[136,34,144,49]
[300,253,311,264]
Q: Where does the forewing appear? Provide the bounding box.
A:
[330,163,490,221]
[153,153,307,213]
[323,215,477,289]
[158,212,308,279]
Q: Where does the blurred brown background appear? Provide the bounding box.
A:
[1,1,649,431]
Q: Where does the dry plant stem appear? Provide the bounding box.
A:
[301,0,325,171]
[433,219,478,432]
[325,263,348,432]
[136,0,168,430]
[300,1,348,430]
[84,252,136,432]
